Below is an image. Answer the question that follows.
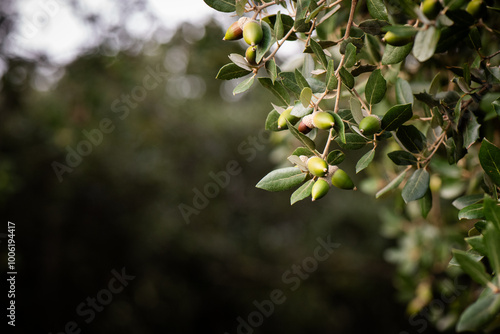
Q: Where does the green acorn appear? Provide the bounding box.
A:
[307,156,328,177]
[243,21,263,46]
[277,107,299,129]
[358,115,381,135]
[466,0,486,19]
[331,168,355,190]
[383,31,414,47]
[312,112,335,130]
[245,46,258,65]
[422,0,442,20]
[223,20,243,41]
[311,179,330,201]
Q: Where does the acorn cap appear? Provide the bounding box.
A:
[223,21,243,41]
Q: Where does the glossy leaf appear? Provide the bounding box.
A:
[350,97,364,124]
[291,179,314,205]
[479,139,500,187]
[295,0,312,22]
[331,112,346,144]
[463,113,480,149]
[344,43,357,68]
[465,235,487,256]
[395,78,414,105]
[290,101,313,118]
[256,167,307,192]
[376,169,407,198]
[228,53,253,71]
[339,66,354,89]
[456,291,500,332]
[452,194,484,210]
[280,72,301,95]
[356,149,375,173]
[300,87,313,108]
[453,249,492,286]
[216,63,251,80]
[388,150,418,165]
[203,0,235,13]
[235,0,246,15]
[309,38,328,69]
[358,19,390,35]
[483,223,500,286]
[233,75,255,95]
[420,188,432,218]
[382,43,412,65]
[381,103,413,131]
[275,11,284,40]
[292,147,314,157]
[396,125,426,153]
[367,0,389,21]
[256,21,274,63]
[326,60,338,91]
[258,77,290,105]
[327,150,345,165]
[484,196,500,230]
[295,68,310,90]
[335,133,367,150]
[458,203,485,220]
[413,26,441,62]
[402,169,430,203]
[265,109,281,131]
[365,69,387,105]
[265,59,278,84]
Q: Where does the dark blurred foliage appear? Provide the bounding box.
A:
[0,3,450,333]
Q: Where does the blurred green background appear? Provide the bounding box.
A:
[0,1,451,333]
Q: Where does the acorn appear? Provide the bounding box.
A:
[245,46,258,65]
[358,115,381,135]
[383,31,414,47]
[312,112,335,130]
[421,0,442,20]
[298,121,312,134]
[331,168,355,190]
[277,107,299,129]
[298,114,314,134]
[223,20,243,41]
[466,0,486,19]
[307,156,328,177]
[311,179,330,201]
[243,21,263,46]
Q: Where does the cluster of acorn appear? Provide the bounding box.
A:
[383,0,486,47]
[306,156,355,201]
[276,107,368,200]
[224,18,264,66]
